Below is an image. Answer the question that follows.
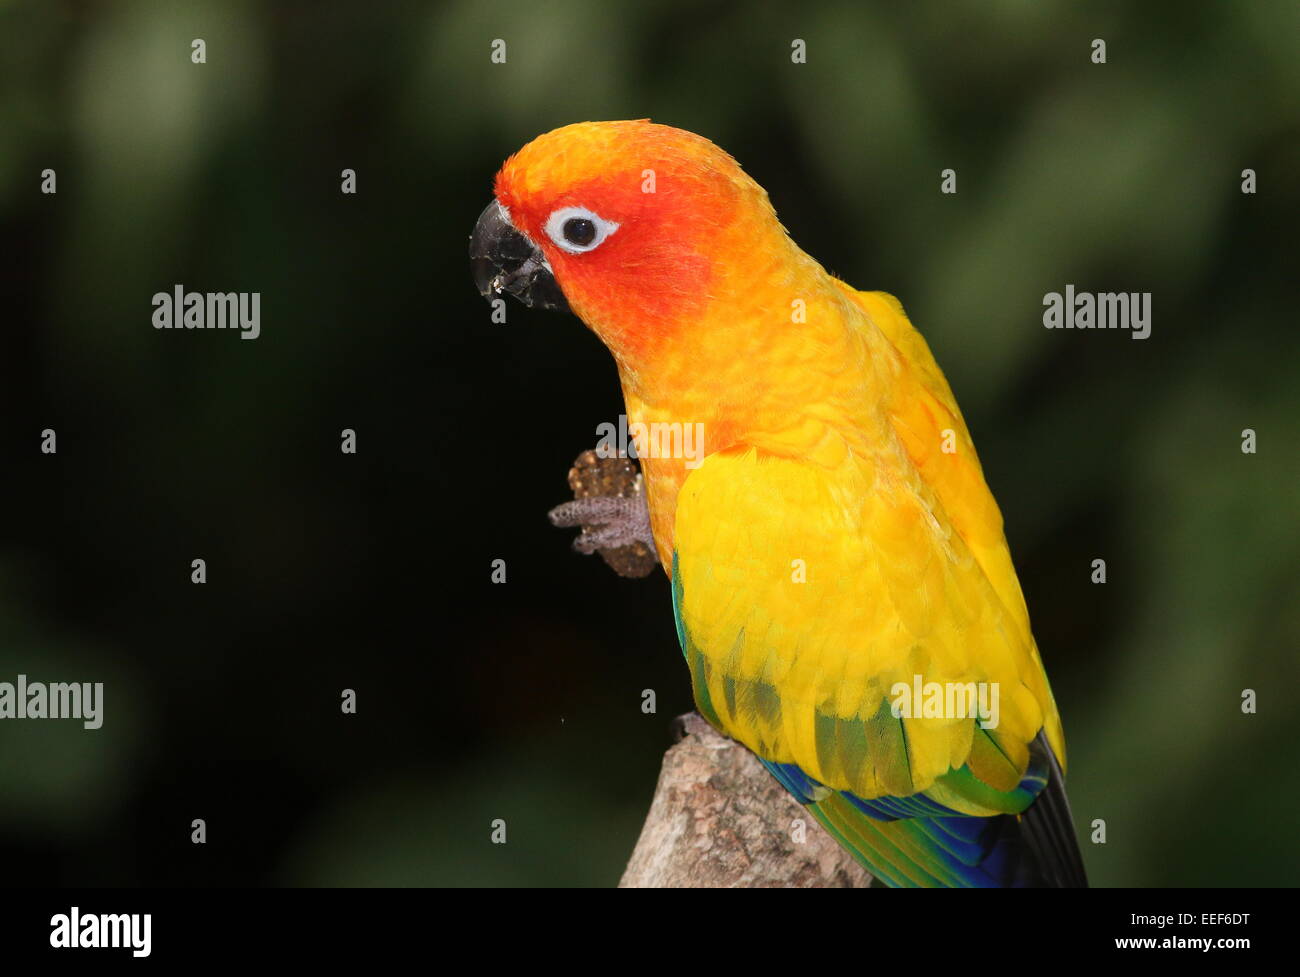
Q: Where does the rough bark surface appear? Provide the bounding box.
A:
[620,714,873,888]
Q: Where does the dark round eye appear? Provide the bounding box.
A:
[562,218,596,246]
[545,207,619,253]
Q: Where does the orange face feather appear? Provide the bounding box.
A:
[493,121,793,362]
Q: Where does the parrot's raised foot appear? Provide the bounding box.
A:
[549,449,659,579]
[548,495,655,554]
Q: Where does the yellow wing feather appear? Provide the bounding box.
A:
[672,290,1064,804]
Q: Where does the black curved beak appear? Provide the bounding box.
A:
[469,200,570,313]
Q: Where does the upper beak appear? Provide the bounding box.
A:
[469,200,570,313]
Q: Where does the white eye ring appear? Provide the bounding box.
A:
[543,206,619,254]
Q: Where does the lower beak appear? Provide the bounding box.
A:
[469,200,570,313]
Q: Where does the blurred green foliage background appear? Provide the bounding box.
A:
[1,0,1297,887]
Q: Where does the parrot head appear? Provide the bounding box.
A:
[470,120,801,363]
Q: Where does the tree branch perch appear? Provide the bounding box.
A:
[619,714,872,888]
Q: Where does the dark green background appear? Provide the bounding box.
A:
[2,0,1297,887]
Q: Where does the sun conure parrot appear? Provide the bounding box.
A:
[471,120,1087,887]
